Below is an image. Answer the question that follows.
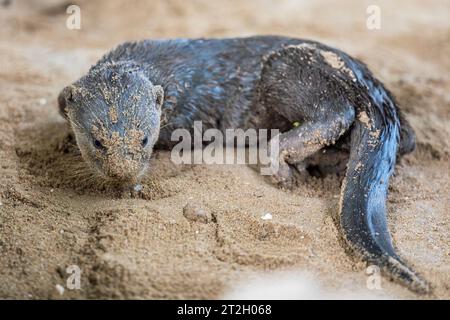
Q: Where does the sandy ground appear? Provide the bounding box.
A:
[0,0,449,299]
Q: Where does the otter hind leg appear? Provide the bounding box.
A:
[260,45,357,188]
[268,107,355,188]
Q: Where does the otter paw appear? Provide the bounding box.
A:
[270,161,303,189]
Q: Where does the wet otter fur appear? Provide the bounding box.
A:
[58,36,428,294]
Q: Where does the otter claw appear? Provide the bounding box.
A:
[271,161,301,189]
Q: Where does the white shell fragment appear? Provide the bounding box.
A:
[183,203,211,224]
[261,213,273,220]
[55,284,65,296]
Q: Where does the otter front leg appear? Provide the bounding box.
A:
[270,111,354,188]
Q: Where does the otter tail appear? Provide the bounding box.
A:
[339,86,430,294]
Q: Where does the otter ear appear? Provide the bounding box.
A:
[58,85,75,120]
[153,85,164,109]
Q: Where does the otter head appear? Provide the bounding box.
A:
[60,62,164,184]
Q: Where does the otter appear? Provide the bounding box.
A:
[58,36,428,294]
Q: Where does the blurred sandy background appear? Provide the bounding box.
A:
[0,0,449,299]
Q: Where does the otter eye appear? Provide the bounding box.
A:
[142,136,149,147]
[93,139,104,150]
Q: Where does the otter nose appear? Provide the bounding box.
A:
[103,153,141,182]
